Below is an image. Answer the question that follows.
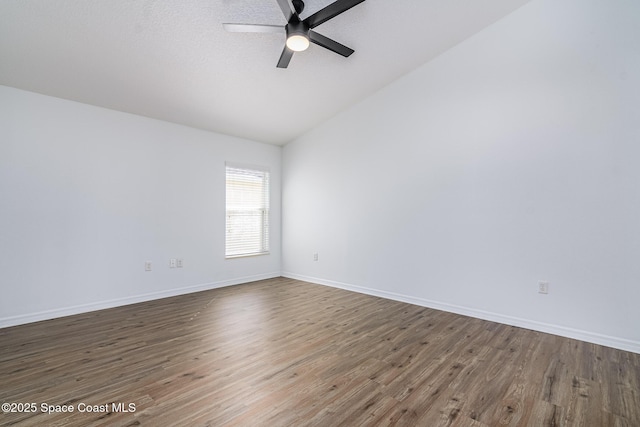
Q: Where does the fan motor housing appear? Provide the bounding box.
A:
[292,0,305,14]
[286,20,308,39]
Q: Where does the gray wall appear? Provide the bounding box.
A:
[282,0,640,352]
[0,86,282,326]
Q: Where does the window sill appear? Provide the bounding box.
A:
[225,252,270,260]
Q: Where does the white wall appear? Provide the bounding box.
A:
[282,0,640,353]
[0,85,281,326]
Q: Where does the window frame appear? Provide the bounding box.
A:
[224,162,271,259]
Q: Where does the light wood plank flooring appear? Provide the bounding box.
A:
[1,277,639,426]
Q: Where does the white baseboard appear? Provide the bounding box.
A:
[0,272,280,329]
[282,272,640,355]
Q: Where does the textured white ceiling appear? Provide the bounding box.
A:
[0,0,532,145]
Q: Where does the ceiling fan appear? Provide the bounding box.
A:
[223,0,366,68]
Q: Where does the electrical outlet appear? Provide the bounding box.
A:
[176,258,183,268]
[538,281,549,294]
[313,253,318,261]
[169,258,177,268]
[144,261,152,271]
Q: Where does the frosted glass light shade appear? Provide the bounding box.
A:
[286,35,309,52]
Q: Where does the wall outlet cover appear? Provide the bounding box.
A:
[538,281,549,294]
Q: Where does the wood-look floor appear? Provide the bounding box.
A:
[1,278,639,426]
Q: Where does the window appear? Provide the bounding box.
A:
[225,163,270,258]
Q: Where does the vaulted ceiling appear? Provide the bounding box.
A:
[0,0,532,145]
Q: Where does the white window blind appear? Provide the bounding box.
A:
[225,163,270,258]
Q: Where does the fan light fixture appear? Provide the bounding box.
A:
[223,0,366,68]
[286,34,309,51]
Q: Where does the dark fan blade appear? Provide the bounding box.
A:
[304,0,365,29]
[275,0,294,22]
[277,46,294,68]
[223,23,285,34]
[309,30,354,57]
